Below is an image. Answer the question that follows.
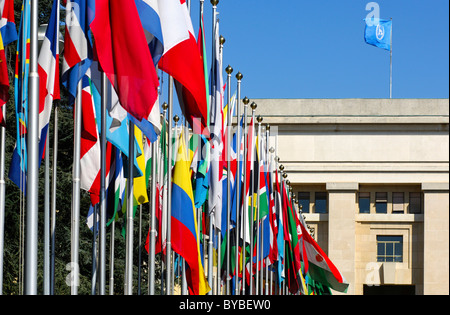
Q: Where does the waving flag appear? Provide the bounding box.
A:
[158,0,208,131]
[171,132,210,295]
[0,32,8,126]
[62,0,93,100]
[300,222,349,293]
[8,0,31,192]
[38,0,60,167]
[90,0,159,122]
[0,0,17,46]
[79,71,101,201]
[208,18,224,232]
[364,18,392,51]
[134,0,164,65]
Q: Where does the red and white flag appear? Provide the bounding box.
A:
[157,0,208,131]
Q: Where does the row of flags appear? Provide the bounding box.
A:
[0,0,364,295]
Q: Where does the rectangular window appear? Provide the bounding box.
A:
[359,192,371,214]
[377,235,403,262]
[392,192,404,214]
[298,192,310,213]
[409,192,422,214]
[375,192,388,214]
[315,192,327,214]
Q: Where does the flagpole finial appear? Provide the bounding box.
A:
[279,165,284,171]
[257,115,263,123]
[211,0,219,6]
[220,35,225,45]
[243,96,250,105]
[266,124,270,131]
[226,65,233,74]
[236,72,243,81]
[251,102,257,111]
[174,115,179,123]
[283,172,288,179]
[269,147,275,154]
[162,102,168,110]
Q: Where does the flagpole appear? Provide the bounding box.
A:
[234,72,242,295]
[0,101,5,296]
[148,137,158,295]
[125,122,135,295]
[99,71,108,295]
[24,0,40,295]
[265,127,271,295]
[50,104,59,295]
[70,80,82,295]
[225,64,233,295]
[255,114,262,295]
[241,96,249,296]
[44,128,50,295]
[166,76,174,295]
[389,17,393,99]
[249,102,257,295]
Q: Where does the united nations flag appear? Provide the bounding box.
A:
[364,18,392,51]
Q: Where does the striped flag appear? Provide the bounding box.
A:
[134,0,164,65]
[62,0,93,101]
[158,0,208,131]
[89,0,159,123]
[38,0,60,167]
[0,31,8,127]
[171,132,210,295]
[8,0,31,192]
[0,0,18,46]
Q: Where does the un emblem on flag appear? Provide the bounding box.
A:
[376,24,385,41]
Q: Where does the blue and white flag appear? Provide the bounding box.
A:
[364,19,392,51]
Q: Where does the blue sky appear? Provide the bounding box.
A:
[163,0,449,112]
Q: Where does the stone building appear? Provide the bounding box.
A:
[251,98,449,295]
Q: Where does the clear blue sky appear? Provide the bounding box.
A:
[163,0,449,114]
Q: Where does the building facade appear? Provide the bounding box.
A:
[252,98,449,295]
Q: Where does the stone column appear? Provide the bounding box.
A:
[326,182,358,295]
[422,183,449,295]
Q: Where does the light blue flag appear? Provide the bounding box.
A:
[364,19,392,51]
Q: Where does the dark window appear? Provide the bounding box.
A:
[315,192,327,214]
[409,192,422,214]
[375,192,388,214]
[359,192,371,213]
[298,192,310,213]
[377,235,403,262]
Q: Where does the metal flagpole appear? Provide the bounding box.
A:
[0,91,6,296]
[225,65,233,295]
[166,76,174,295]
[265,126,271,295]
[148,138,158,295]
[255,115,262,295]
[50,104,59,295]
[70,82,82,295]
[160,101,168,295]
[99,72,108,295]
[249,103,257,295]
[25,0,40,295]
[44,131,50,295]
[216,33,225,295]
[109,219,115,295]
[125,122,135,295]
[208,0,219,295]
[389,17,393,99]
[242,97,249,296]
[234,72,242,295]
